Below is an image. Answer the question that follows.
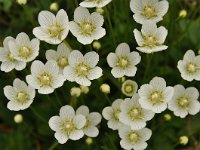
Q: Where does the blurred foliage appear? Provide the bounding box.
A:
[0,0,200,150]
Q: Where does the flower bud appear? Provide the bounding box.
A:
[70,87,81,97]
[14,114,23,124]
[100,83,110,94]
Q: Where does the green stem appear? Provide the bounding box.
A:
[30,106,46,123]
[54,91,62,106]
[104,7,117,46]
[143,54,153,81]
[64,40,73,51]
[48,141,59,150]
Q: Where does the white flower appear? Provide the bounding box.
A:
[0,37,26,72]
[80,0,112,8]
[3,78,35,111]
[76,105,102,137]
[45,42,70,73]
[121,80,138,97]
[107,43,141,78]
[168,85,200,118]
[119,125,152,150]
[119,94,155,130]
[130,0,169,24]
[102,99,124,130]
[26,60,65,94]
[138,77,174,113]
[49,105,86,144]
[8,32,40,62]
[63,50,102,86]
[33,9,69,45]
[177,50,200,81]
[134,21,168,53]
[69,7,106,45]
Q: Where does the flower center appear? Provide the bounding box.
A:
[116,57,129,69]
[125,85,134,93]
[48,23,63,38]
[177,96,190,109]
[18,46,31,59]
[113,109,121,120]
[61,120,76,136]
[186,63,197,73]
[76,63,90,76]
[142,5,157,18]
[57,56,68,68]
[128,107,143,120]
[37,72,52,87]
[143,35,158,47]
[7,52,16,62]
[16,91,29,103]
[149,91,163,105]
[128,132,140,144]
[80,22,96,36]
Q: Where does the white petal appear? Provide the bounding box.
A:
[75,76,91,86]
[156,26,168,44]
[186,87,199,100]
[133,29,144,46]
[30,60,45,75]
[150,77,166,90]
[107,53,117,67]
[68,50,84,67]
[130,0,143,13]
[83,126,99,137]
[49,116,61,131]
[16,32,30,46]
[7,101,21,111]
[56,9,69,28]
[69,130,84,140]
[76,105,89,116]
[33,27,50,41]
[73,114,86,129]
[38,87,54,94]
[155,0,169,16]
[124,66,137,77]
[55,132,68,144]
[87,67,102,80]
[120,140,133,150]
[84,51,99,68]
[91,12,104,27]
[59,105,75,120]
[26,75,40,89]
[102,107,113,120]
[88,112,102,126]
[111,67,125,78]
[74,7,90,23]
[3,86,15,101]
[63,66,76,82]
[45,50,57,60]
[15,61,26,71]
[141,22,157,35]
[38,11,55,26]
[1,62,15,72]
[115,43,130,56]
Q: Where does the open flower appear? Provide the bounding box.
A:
[63,50,102,86]
[134,21,168,53]
[0,37,26,72]
[119,94,155,130]
[121,80,138,97]
[3,78,35,111]
[107,43,141,78]
[130,0,169,24]
[49,105,86,144]
[102,99,124,130]
[45,42,70,73]
[33,9,69,45]
[8,32,40,62]
[168,85,200,118]
[138,77,174,113]
[26,60,65,94]
[69,7,106,45]
[80,0,112,8]
[177,50,200,81]
[119,125,152,150]
[76,105,102,137]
